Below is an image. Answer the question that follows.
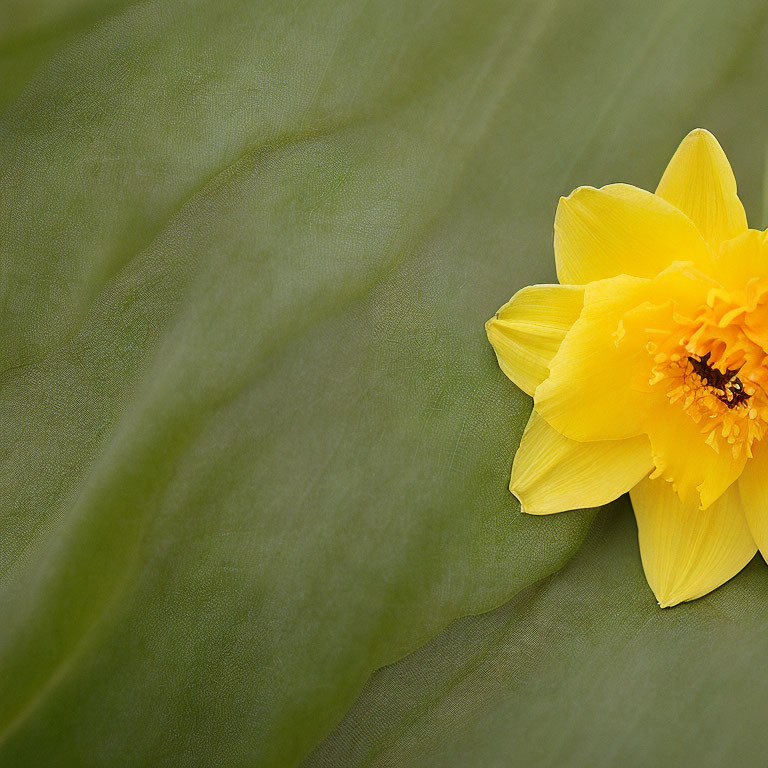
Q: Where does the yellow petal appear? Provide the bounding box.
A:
[737,443,768,561]
[656,128,747,248]
[485,284,584,396]
[534,274,653,441]
[511,410,652,514]
[646,397,747,510]
[630,477,756,607]
[554,183,710,285]
[711,229,768,290]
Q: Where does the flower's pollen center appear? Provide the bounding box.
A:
[686,352,751,409]
[645,285,768,460]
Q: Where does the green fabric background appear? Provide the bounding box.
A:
[1,0,767,765]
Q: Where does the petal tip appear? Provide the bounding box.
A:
[680,128,722,153]
[485,314,502,343]
[688,127,716,140]
[656,590,684,608]
[558,185,597,205]
[509,484,527,513]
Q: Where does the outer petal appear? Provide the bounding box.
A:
[554,183,710,285]
[485,284,584,396]
[656,128,748,249]
[630,477,756,607]
[737,443,768,561]
[534,274,653,441]
[511,411,652,515]
[711,229,768,291]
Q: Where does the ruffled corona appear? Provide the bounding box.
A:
[643,276,768,462]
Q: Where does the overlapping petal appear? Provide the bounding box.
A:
[738,443,768,561]
[534,274,653,441]
[631,477,756,607]
[510,411,652,514]
[485,284,584,396]
[647,400,747,509]
[711,229,768,289]
[554,183,710,285]
[656,128,748,249]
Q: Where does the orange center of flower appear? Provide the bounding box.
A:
[646,281,768,460]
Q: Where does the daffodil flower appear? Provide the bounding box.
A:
[486,129,768,607]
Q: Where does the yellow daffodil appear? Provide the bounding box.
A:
[486,129,768,607]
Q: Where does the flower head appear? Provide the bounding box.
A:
[486,129,768,607]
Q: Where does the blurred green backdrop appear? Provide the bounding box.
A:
[1,0,768,766]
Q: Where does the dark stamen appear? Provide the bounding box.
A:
[687,353,751,410]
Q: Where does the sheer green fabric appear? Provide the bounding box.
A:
[1,0,767,766]
[309,502,768,767]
